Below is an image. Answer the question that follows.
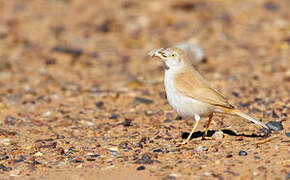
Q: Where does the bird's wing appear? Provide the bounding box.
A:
[174,69,234,109]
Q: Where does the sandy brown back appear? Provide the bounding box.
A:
[174,67,234,109]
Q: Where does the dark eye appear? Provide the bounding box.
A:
[171,54,176,57]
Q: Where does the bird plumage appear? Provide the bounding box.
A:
[150,46,268,144]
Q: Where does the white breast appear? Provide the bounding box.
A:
[164,69,214,118]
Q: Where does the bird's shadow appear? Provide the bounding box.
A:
[181,129,268,140]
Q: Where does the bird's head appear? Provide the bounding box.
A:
[149,47,189,70]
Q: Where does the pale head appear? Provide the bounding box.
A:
[150,47,190,70]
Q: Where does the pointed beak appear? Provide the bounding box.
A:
[149,48,167,60]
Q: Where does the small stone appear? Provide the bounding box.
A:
[264,1,278,11]
[5,116,17,127]
[153,149,163,153]
[122,118,132,127]
[119,141,130,150]
[0,138,10,145]
[51,45,82,57]
[134,97,153,105]
[231,92,239,97]
[254,156,260,160]
[0,155,9,161]
[0,164,12,171]
[286,173,290,179]
[9,169,22,176]
[89,154,101,158]
[239,150,247,156]
[136,166,145,171]
[266,121,283,131]
[110,151,118,158]
[106,147,119,152]
[86,158,96,161]
[135,153,153,164]
[109,114,119,119]
[95,101,104,108]
[45,58,56,65]
[253,171,259,176]
[34,152,43,157]
[286,132,290,137]
[237,102,251,108]
[14,155,26,163]
[175,116,182,120]
[72,158,84,163]
[212,130,224,140]
[42,111,51,117]
[163,119,171,123]
[197,146,208,152]
[202,172,211,176]
[162,175,176,180]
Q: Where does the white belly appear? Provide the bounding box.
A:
[164,70,214,118]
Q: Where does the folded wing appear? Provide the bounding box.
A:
[174,68,234,109]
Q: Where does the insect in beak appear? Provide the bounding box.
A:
[149,48,167,60]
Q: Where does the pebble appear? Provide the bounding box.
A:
[122,118,132,127]
[153,149,163,153]
[95,101,104,108]
[254,156,260,160]
[175,116,182,120]
[212,130,224,140]
[0,155,9,161]
[162,175,176,180]
[286,132,290,137]
[266,121,283,131]
[0,164,12,171]
[253,171,259,176]
[237,102,251,108]
[136,166,145,171]
[134,97,153,105]
[109,114,119,119]
[51,45,82,56]
[4,116,17,127]
[34,152,43,157]
[286,173,290,179]
[202,172,211,176]
[163,119,171,123]
[231,92,239,97]
[135,153,153,164]
[89,154,101,158]
[196,146,208,152]
[42,111,51,117]
[264,1,278,11]
[0,138,10,145]
[239,150,248,156]
[110,151,118,158]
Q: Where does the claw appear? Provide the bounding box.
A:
[202,136,214,140]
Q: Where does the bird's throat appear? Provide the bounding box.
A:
[163,61,170,70]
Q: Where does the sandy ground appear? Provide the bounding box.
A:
[0,0,289,179]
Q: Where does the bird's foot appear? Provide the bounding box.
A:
[201,136,214,140]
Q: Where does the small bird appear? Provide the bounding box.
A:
[149,47,269,144]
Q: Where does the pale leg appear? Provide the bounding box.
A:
[202,113,213,140]
[180,114,200,144]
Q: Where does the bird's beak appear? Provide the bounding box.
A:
[149,48,167,61]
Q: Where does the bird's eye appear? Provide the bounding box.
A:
[171,54,176,57]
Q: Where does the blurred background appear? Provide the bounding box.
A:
[0,0,289,179]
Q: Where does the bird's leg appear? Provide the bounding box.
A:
[202,113,213,140]
[179,115,200,145]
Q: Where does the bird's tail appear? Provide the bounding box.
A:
[221,108,268,129]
